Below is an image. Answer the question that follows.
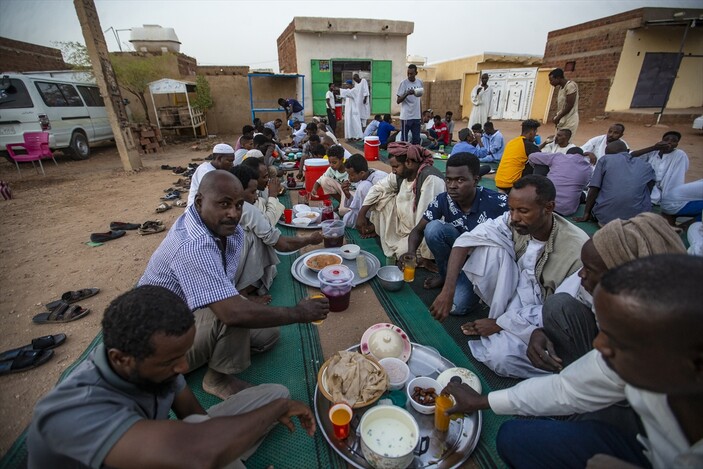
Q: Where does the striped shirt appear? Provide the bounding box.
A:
[138,205,244,311]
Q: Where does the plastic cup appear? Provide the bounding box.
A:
[329,403,353,439]
[434,394,452,432]
[310,294,325,325]
[284,209,293,224]
[402,254,416,282]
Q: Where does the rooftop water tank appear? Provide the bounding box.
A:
[129,25,181,53]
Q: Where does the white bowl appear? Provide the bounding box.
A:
[379,357,410,391]
[292,217,312,227]
[406,376,441,414]
[339,244,360,260]
[296,211,320,224]
[303,252,343,272]
[293,204,311,214]
[359,405,419,469]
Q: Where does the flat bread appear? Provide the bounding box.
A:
[325,351,388,406]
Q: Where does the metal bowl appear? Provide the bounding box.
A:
[377,266,404,292]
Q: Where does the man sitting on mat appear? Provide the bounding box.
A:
[430,175,588,379]
[139,171,328,399]
[441,254,703,469]
[356,142,445,259]
[402,153,507,316]
[241,158,285,227]
[341,153,388,228]
[27,285,316,468]
[231,165,323,297]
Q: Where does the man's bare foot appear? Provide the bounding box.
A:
[423,274,444,290]
[417,257,439,273]
[202,369,253,400]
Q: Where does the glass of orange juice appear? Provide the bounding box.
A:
[434,394,453,431]
[329,402,353,439]
[310,294,325,325]
[401,254,416,282]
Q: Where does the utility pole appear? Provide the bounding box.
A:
[74,0,142,171]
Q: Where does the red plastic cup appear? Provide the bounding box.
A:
[284,209,293,224]
[329,403,353,440]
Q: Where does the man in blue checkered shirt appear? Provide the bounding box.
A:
[402,153,508,316]
[139,171,329,399]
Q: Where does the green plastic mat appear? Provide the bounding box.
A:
[344,228,512,469]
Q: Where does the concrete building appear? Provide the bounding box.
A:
[0,37,68,72]
[543,7,703,125]
[277,17,414,117]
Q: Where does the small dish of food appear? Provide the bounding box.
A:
[304,252,343,272]
[406,376,441,414]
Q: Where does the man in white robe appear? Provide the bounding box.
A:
[469,73,493,130]
[339,80,363,140]
[356,143,445,259]
[241,158,284,227]
[429,175,587,378]
[353,74,370,130]
[630,130,689,205]
[580,123,627,164]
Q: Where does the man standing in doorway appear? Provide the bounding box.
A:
[325,83,337,137]
[548,68,579,139]
[397,64,424,144]
[339,80,363,141]
[353,73,370,130]
[469,73,493,130]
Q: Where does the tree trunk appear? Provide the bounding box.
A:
[137,92,151,125]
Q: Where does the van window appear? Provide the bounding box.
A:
[35,82,84,107]
[77,85,106,107]
[0,79,34,109]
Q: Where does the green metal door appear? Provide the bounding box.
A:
[311,59,332,116]
[371,60,392,115]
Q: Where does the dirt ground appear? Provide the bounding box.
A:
[0,118,701,456]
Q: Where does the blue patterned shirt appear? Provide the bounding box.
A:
[423,186,508,232]
[138,205,244,311]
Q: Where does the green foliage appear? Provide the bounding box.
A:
[109,53,173,124]
[193,75,214,112]
[53,41,91,69]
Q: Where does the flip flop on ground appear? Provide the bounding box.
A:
[0,349,54,376]
[174,200,187,207]
[0,334,66,362]
[155,203,171,213]
[33,302,90,324]
[138,220,165,235]
[46,288,99,310]
[90,230,126,243]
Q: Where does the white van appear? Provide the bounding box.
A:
[0,71,114,160]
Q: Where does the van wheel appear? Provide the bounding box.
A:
[68,132,90,160]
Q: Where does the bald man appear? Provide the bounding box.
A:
[139,171,329,400]
[576,140,655,226]
[443,254,703,469]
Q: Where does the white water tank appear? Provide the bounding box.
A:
[129,25,181,53]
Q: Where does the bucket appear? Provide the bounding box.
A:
[335,103,342,121]
[304,158,330,199]
[364,136,380,161]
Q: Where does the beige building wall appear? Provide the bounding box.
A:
[531,69,555,122]
[294,32,408,116]
[606,27,703,111]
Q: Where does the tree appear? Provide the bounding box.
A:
[109,53,171,125]
[193,75,214,113]
[53,41,91,69]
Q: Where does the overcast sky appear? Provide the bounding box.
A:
[1,0,700,69]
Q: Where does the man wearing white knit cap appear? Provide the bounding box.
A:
[187,143,235,207]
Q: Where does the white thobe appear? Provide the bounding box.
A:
[339,87,363,139]
[357,78,370,125]
[254,189,285,227]
[362,172,445,258]
[489,349,703,469]
[235,203,280,293]
[639,148,689,205]
[580,135,628,162]
[342,169,388,228]
[469,84,493,129]
[187,162,216,207]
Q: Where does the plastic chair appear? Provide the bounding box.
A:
[5,132,57,176]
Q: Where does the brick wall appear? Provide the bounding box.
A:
[197,65,249,76]
[276,20,297,73]
[0,36,68,72]
[423,80,462,118]
[542,9,644,119]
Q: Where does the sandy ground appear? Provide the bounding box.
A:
[0,118,701,457]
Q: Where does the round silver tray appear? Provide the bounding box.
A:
[314,343,482,468]
[277,212,340,230]
[290,248,380,288]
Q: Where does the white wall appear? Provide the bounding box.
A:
[294,32,408,116]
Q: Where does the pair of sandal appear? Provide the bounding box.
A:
[138,220,165,235]
[0,334,67,375]
[161,191,181,201]
[32,287,99,324]
[156,202,172,213]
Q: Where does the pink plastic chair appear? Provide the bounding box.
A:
[5,132,57,176]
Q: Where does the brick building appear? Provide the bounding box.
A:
[0,37,68,72]
[543,7,703,124]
